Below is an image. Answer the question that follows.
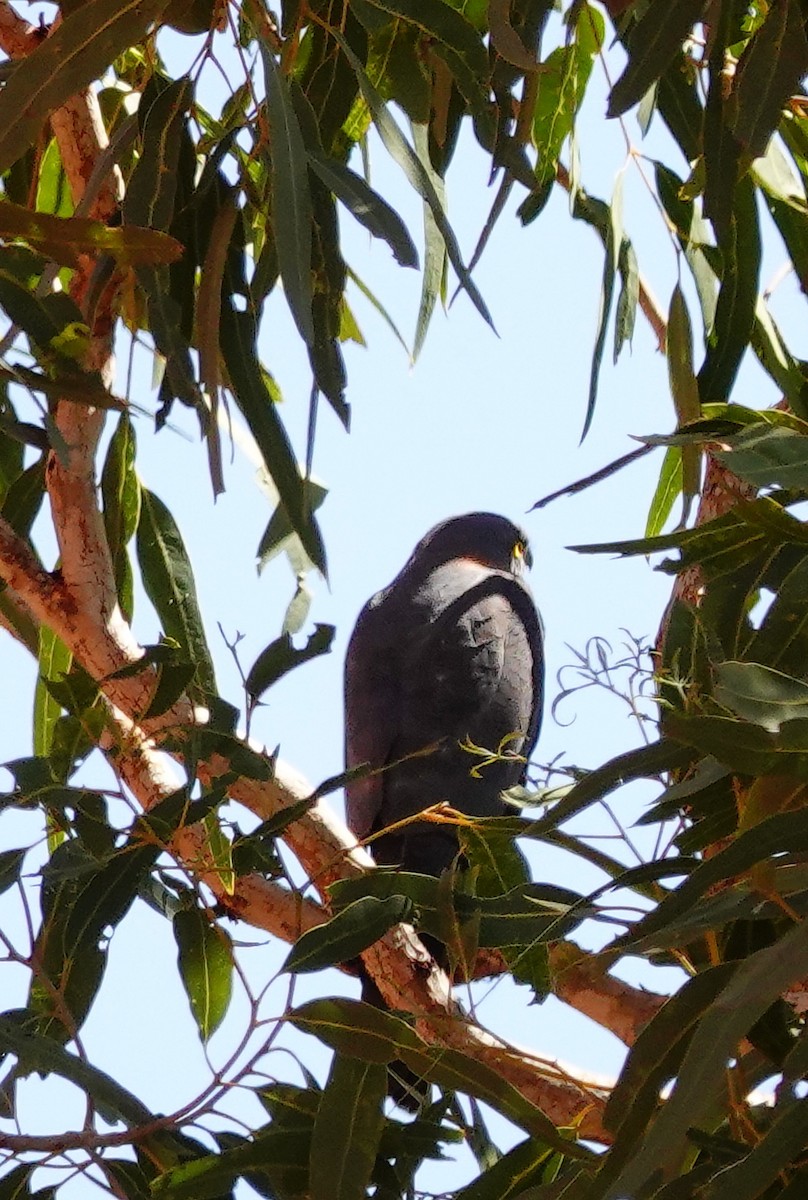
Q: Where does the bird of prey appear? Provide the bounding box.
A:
[344,512,544,1109]
[345,510,544,888]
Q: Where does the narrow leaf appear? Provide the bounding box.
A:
[173,907,233,1042]
[261,46,314,346]
[136,487,216,697]
[246,623,335,703]
[291,999,596,1157]
[645,446,683,538]
[34,627,72,760]
[454,1136,554,1200]
[220,303,327,576]
[604,920,808,1197]
[581,172,622,440]
[309,153,418,268]
[284,895,413,974]
[731,0,808,159]
[310,1055,386,1200]
[607,0,706,118]
[334,31,493,329]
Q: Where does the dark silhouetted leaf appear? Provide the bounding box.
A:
[220,303,327,576]
[246,624,335,703]
[731,0,808,160]
[608,0,705,118]
[261,46,314,347]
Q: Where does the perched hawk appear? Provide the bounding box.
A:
[345,510,544,881]
[344,512,544,1107]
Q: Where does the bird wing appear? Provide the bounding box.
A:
[398,568,543,781]
[344,597,400,840]
[344,563,544,845]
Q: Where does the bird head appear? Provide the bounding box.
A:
[413,512,532,575]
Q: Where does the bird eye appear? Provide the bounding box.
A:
[512,539,532,571]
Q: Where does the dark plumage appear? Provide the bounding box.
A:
[344,513,544,1108]
[345,510,544,883]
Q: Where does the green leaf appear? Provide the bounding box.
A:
[135,487,216,698]
[284,895,413,974]
[308,153,418,268]
[0,198,183,266]
[532,4,603,188]
[412,121,447,362]
[0,848,26,897]
[714,661,808,731]
[138,268,203,410]
[124,77,193,231]
[616,806,808,955]
[32,829,160,1038]
[667,284,701,517]
[603,920,808,1197]
[613,239,638,362]
[746,554,808,676]
[220,303,327,576]
[666,710,808,779]
[730,0,808,160]
[257,479,328,577]
[290,997,595,1156]
[607,0,706,118]
[582,170,622,440]
[261,46,314,347]
[697,177,761,404]
[523,739,694,836]
[645,446,683,538]
[1,457,46,539]
[101,414,139,621]
[707,1095,808,1200]
[246,624,335,703]
[173,907,233,1043]
[152,1127,314,1198]
[0,1013,155,1127]
[605,964,736,1141]
[360,0,490,113]
[310,1055,386,1200]
[713,423,808,490]
[33,627,72,761]
[334,30,493,330]
[330,872,589,949]
[346,264,413,360]
[454,1135,555,1200]
[0,0,171,173]
[0,271,86,361]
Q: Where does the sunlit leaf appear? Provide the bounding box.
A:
[136,487,217,698]
[173,907,233,1043]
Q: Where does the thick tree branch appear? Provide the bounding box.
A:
[0,0,42,57]
[108,708,611,1137]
